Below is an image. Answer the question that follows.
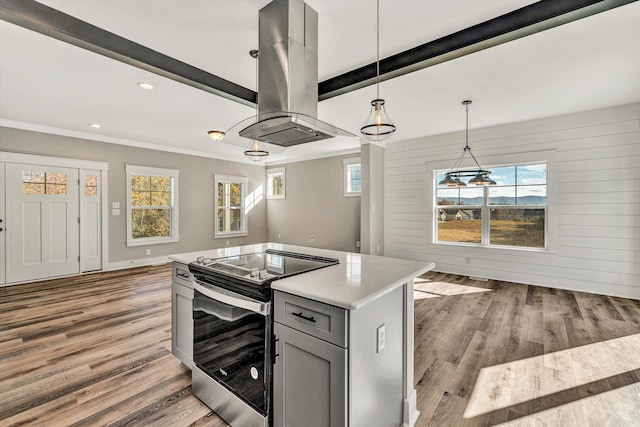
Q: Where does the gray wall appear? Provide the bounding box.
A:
[0,127,267,264]
[266,154,361,253]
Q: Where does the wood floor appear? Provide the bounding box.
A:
[1,266,639,426]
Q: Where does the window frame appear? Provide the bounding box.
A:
[429,151,555,253]
[214,174,248,238]
[125,165,179,247]
[343,157,361,196]
[266,167,286,199]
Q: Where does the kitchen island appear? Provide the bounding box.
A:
[169,243,435,427]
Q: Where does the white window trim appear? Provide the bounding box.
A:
[266,167,286,199]
[343,157,361,197]
[126,165,179,247]
[215,174,248,238]
[428,150,556,253]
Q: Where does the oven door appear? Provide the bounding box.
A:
[193,281,271,416]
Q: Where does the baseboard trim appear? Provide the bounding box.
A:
[104,256,170,271]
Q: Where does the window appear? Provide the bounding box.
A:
[435,163,547,249]
[22,171,67,195]
[344,157,361,196]
[267,167,285,199]
[126,165,179,246]
[215,174,248,238]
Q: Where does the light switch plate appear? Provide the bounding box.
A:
[112,208,120,216]
[112,201,120,209]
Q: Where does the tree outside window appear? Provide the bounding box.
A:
[126,165,179,246]
[267,167,285,199]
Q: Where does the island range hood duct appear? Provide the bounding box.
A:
[239,0,340,147]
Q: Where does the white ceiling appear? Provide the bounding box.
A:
[1,1,639,165]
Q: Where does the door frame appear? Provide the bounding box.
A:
[0,151,109,281]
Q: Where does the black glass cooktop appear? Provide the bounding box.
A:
[188,249,339,301]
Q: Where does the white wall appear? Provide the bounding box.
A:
[384,103,639,299]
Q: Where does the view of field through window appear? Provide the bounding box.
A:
[436,163,547,248]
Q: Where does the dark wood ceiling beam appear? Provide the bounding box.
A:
[0,0,258,107]
[1,0,636,106]
[318,0,638,100]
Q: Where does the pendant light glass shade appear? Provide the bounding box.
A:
[361,99,396,141]
[360,0,396,142]
[437,100,495,188]
[244,139,269,162]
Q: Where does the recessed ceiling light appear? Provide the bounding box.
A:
[89,123,101,129]
[137,82,154,90]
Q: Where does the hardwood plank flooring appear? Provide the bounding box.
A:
[414,273,640,427]
[2,266,639,426]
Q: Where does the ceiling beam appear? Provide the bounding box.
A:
[1,0,636,106]
[318,0,638,100]
[0,0,257,107]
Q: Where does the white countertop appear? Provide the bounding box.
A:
[169,243,435,310]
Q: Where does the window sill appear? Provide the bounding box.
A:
[432,241,554,254]
[344,192,361,197]
[215,232,248,239]
[127,237,179,247]
[267,195,285,200]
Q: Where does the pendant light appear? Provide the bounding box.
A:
[244,49,269,161]
[438,100,496,187]
[360,0,395,142]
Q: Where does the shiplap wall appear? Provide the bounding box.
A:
[385,103,639,299]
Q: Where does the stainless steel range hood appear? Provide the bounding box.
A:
[239,0,344,147]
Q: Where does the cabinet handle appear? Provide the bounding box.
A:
[177,272,190,279]
[292,311,316,323]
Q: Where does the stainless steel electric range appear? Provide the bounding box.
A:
[188,249,339,427]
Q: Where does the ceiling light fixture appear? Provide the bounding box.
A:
[438,100,496,187]
[360,0,395,142]
[208,130,225,141]
[89,123,101,129]
[137,82,154,90]
[244,49,269,162]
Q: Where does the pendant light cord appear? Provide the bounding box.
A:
[376,0,380,99]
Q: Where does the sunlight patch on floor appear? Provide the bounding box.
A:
[463,333,640,419]
[495,382,640,426]
[413,280,492,299]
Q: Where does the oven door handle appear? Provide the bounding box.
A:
[194,282,270,316]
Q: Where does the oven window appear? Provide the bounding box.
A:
[193,291,269,414]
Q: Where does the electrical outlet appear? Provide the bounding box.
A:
[356,241,360,248]
[145,249,151,256]
[377,324,386,353]
[376,245,380,252]
[226,240,230,246]
[309,235,315,243]
[465,257,471,264]
[278,234,281,240]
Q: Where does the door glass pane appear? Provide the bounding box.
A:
[85,175,98,196]
[22,171,67,195]
[490,208,545,248]
[437,208,482,243]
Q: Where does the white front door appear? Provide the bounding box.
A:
[80,169,102,272]
[6,163,80,282]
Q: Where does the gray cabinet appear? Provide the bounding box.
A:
[273,287,405,427]
[171,262,193,368]
[273,291,347,427]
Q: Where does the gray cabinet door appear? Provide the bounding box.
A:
[273,322,347,427]
[171,281,193,367]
